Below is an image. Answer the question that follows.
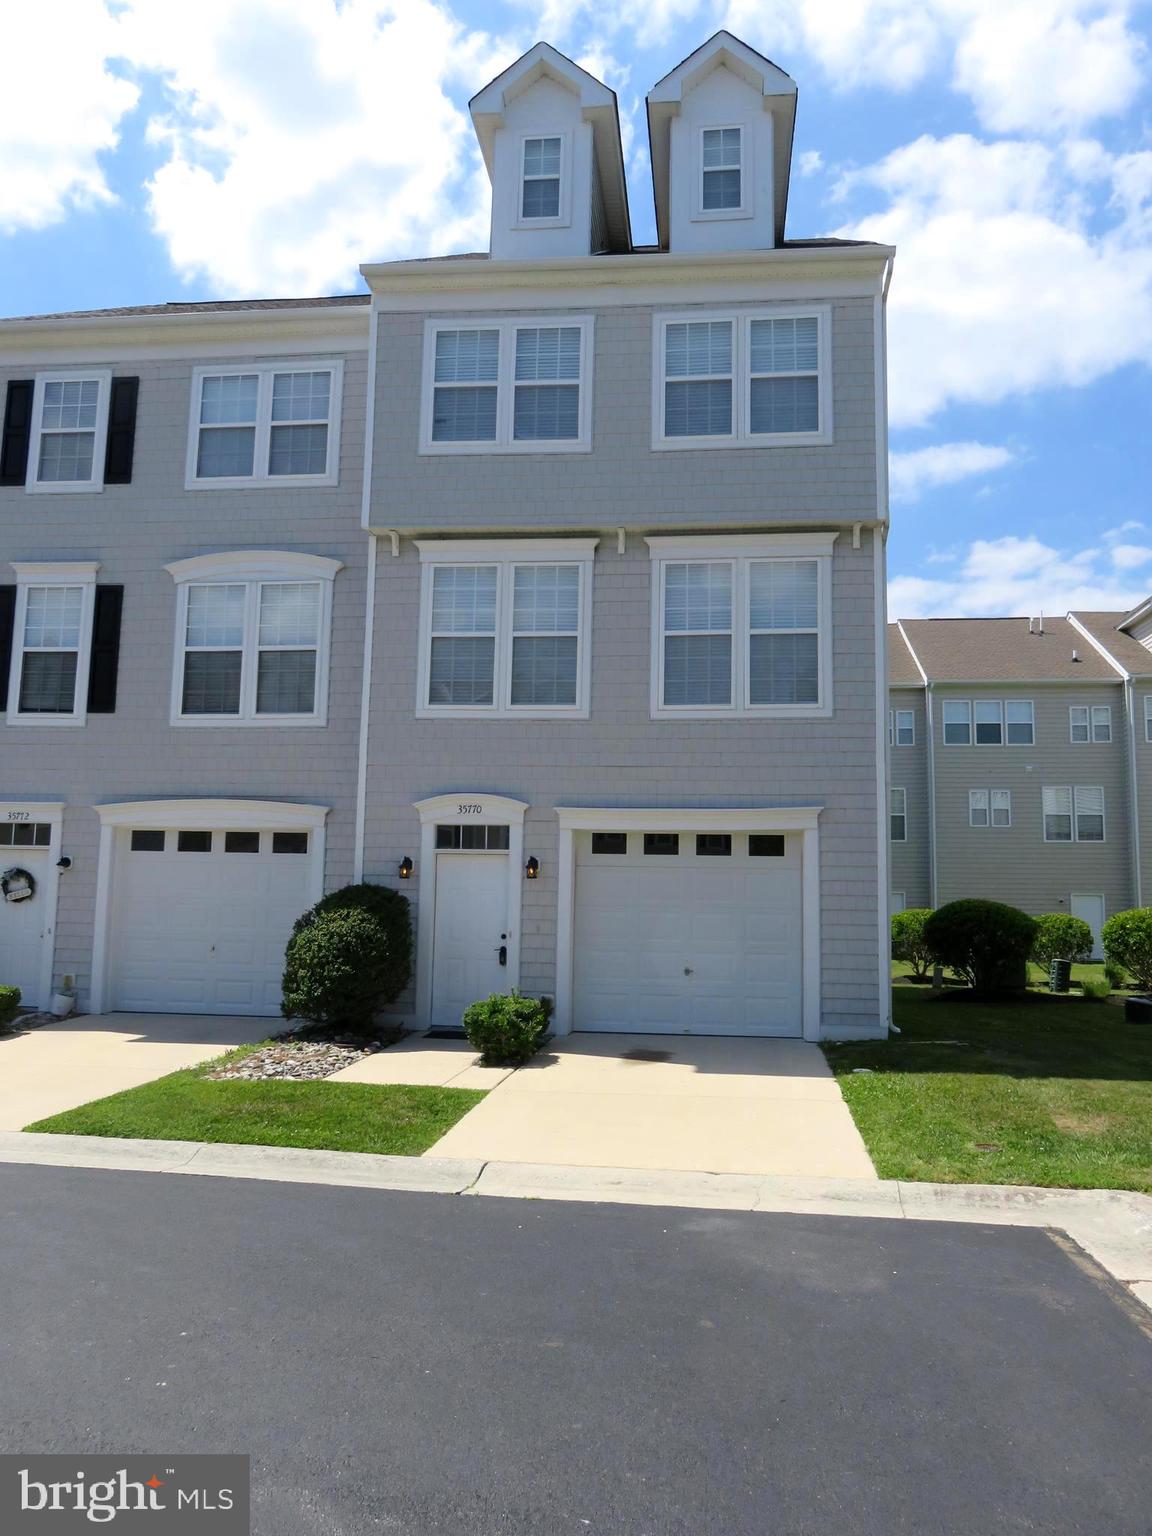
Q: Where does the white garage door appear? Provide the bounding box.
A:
[110,826,316,1015]
[572,829,804,1036]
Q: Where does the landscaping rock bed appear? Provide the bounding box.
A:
[207,1038,386,1082]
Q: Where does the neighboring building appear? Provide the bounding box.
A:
[0,32,895,1042]
[888,610,1152,955]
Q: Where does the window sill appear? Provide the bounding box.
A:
[415,706,590,721]
[651,432,833,452]
[650,704,833,721]
[184,473,339,491]
[23,481,104,495]
[417,439,592,457]
[5,714,87,727]
[171,714,329,729]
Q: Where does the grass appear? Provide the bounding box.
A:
[826,985,1152,1193]
[26,1043,485,1156]
[890,958,1135,992]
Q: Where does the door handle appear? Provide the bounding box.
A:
[496,945,508,966]
[683,966,693,975]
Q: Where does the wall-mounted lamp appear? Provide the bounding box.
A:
[56,856,72,871]
[398,856,413,880]
[525,856,540,880]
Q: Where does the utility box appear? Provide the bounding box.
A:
[1049,959,1072,994]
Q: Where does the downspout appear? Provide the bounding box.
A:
[898,621,935,908]
[353,302,381,884]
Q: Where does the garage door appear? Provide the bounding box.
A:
[572,829,803,1036]
[110,826,315,1015]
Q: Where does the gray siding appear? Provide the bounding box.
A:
[1133,686,1152,909]
[0,350,369,1003]
[887,687,930,908]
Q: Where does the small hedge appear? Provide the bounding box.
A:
[282,892,410,1036]
[462,991,552,1066]
[0,985,21,1030]
[891,908,934,980]
[1031,913,1094,969]
[292,882,412,1004]
[924,899,1037,993]
[1103,909,1152,991]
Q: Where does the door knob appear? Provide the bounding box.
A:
[496,944,508,966]
[684,966,693,975]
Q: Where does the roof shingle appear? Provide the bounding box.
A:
[898,617,1123,683]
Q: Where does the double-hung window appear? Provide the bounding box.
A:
[648,534,834,717]
[890,788,907,842]
[6,563,98,725]
[943,698,1033,744]
[889,708,915,746]
[422,318,592,452]
[654,308,830,448]
[26,372,111,492]
[187,362,342,487]
[416,540,595,717]
[165,553,341,726]
[1006,699,1035,744]
[520,135,564,221]
[1043,786,1105,842]
[1070,705,1112,743]
[701,127,743,212]
[942,700,972,745]
[970,789,1011,828]
[1146,696,1152,743]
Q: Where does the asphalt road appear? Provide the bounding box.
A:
[1,1166,1150,1536]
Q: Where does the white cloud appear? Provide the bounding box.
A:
[0,1,139,233]
[798,149,825,177]
[890,441,1015,501]
[889,534,1151,617]
[1110,543,1152,569]
[111,0,514,296]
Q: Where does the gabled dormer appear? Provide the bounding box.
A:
[647,31,797,254]
[470,42,631,260]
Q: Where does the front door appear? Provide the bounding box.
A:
[0,826,54,1010]
[430,850,510,1030]
[1071,893,1106,960]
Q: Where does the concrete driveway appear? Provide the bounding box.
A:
[335,1032,876,1178]
[0,1013,272,1129]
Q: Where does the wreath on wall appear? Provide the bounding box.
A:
[1,868,36,903]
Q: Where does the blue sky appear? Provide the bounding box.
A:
[2,0,1151,617]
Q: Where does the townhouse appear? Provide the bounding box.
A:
[1,32,895,1041]
[889,609,1152,954]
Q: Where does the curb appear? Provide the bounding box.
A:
[1,1130,1149,1311]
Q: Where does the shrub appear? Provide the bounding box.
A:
[891,908,934,980]
[462,991,552,1066]
[1104,959,1128,990]
[1079,976,1111,1001]
[923,899,1037,993]
[1031,913,1094,969]
[292,882,412,1004]
[282,907,397,1035]
[1103,909,1152,991]
[0,986,21,1029]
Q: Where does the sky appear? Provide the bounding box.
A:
[1,0,1150,620]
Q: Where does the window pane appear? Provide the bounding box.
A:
[511,635,578,706]
[1006,701,1034,744]
[664,563,731,632]
[271,371,330,422]
[1070,708,1089,742]
[19,652,77,713]
[749,835,785,857]
[434,330,499,384]
[702,168,741,209]
[592,832,627,855]
[130,830,164,852]
[200,374,258,424]
[429,637,495,705]
[749,561,818,630]
[259,583,320,646]
[513,565,578,633]
[696,834,732,856]
[431,566,496,634]
[515,327,580,381]
[522,178,561,218]
[186,585,245,647]
[272,832,309,854]
[513,384,579,440]
[523,137,561,176]
[943,701,971,744]
[665,380,732,437]
[42,379,99,430]
[177,830,212,853]
[197,425,256,477]
[24,586,82,648]
[256,650,316,714]
[749,632,819,705]
[643,834,680,856]
[38,431,95,482]
[182,651,242,714]
[664,635,731,706]
[974,702,1003,744]
[224,831,260,853]
[749,376,819,435]
[269,423,328,475]
[1046,815,1072,841]
[432,386,498,442]
[750,317,819,374]
[665,321,732,378]
[702,128,741,168]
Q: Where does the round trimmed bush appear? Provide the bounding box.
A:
[1031,913,1094,969]
[282,907,396,1034]
[891,908,934,980]
[290,882,412,1009]
[1103,908,1152,991]
[923,899,1037,993]
[462,991,552,1066]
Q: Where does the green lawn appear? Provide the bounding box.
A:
[26,1045,485,1156]
[890,958,1132,992]
[826,986,1152,1192]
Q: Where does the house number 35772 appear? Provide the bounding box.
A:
[457,803,483,816]
[6,811,30,822]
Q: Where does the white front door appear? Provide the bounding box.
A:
[430,853,510,1029]
[1071,894,1106,960]
[0,843,53,1009]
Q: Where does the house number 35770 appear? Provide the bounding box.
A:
[457,803,483,816]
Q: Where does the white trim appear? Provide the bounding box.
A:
[89,797,329,1014]
[184,359,344,490]
[411,794,528,1030]
[24,370,111,494]
[6,563,99,727]
[872,527,892,1037]
[646,535,835,720]
[514,130,571,230]
[1041,785,1107,844]
[418,315,594,455]
[0,800,65,1008]
[553,805,823,1040]
[890,707,915,746]
[694,123,751,223]
[414,540,597,720]
[164,552,341,728]
[651,305,832,450]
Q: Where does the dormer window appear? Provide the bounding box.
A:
[521,136,562,220]
[701,127,742,211]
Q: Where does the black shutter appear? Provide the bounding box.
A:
[87,585,123,714]
[0,380,34,486]
[0,586,15,711]
[103,376,139,485]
